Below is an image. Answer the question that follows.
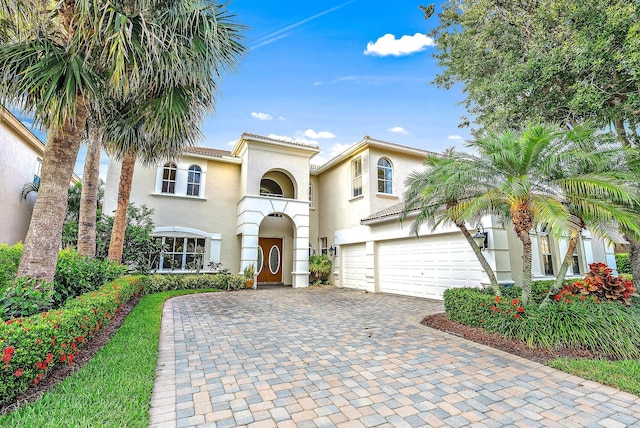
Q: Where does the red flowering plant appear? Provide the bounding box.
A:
[555,263,636,305]
[0,276,145,406]
[488,295,527,320]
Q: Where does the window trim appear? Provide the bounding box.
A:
[157,236,206,271]
[161,162,178,194]
[538,225,554,276]
[186,165,202,197]
[351,156,362,198]
[377,157,393,194]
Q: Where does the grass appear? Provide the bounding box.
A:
[0,289,217,428]
[548,358,640,396]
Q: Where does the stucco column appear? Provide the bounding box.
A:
[482,217,514,286]
[291,222,310,288]
[239,225,259,275]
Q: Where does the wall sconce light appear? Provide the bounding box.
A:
[329,244,337,257]
[473,223,488,251]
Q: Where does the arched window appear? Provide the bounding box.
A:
[260,178,283,197]
[187,165,201,196]
[377,158,392,194]
[162,162,177,194]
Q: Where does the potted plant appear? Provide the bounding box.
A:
[243,264,256,288]
[309,254,332,285]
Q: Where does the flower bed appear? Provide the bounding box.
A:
[0,276,145,405]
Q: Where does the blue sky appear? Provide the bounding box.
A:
[17,0,472,176]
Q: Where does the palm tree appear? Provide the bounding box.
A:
[402,148,501,294]
[544,140,640,298]
[101,1,246,263]
[77,115,103,258]
[0,0,160,281]
[415,124,640,305]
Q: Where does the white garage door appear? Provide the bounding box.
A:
[341,243,367,290]
[377,234,482,299]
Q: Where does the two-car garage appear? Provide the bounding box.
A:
[340,232,483,300]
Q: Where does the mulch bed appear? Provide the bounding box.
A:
[0,296,140,416]
[422,313,603,363]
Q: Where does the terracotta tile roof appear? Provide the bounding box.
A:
[361,202,409,223]
[183,146,233,158]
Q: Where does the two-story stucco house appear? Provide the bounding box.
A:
[103,133,616,299]
[0,107,45,246]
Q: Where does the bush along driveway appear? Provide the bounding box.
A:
[149,287,640,427]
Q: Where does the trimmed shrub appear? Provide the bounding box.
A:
[443,287,494,327]
[615,253,631,275]
[144,273,245,294]
[0,243,23,293]
[53,249,126,307]
[0,276,145,405]
[0,278,53,321]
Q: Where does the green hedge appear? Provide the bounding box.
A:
[144,273,245,293]
[0,243,23,293]
[0,276,145,405]
[615,253,631,275]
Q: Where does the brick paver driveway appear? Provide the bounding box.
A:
[149,287,640,427]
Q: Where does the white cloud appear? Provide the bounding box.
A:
[227,139,237,146]
[267,134,318,147]
[267,133,294,142]
[278,116,287,121]
[328,143,353,157]
[364,33,435,57]
[447,134,463,141]
[388,126,409,135]
[251,112,273,120]
[311,143,355,166]
[304,129,335,139]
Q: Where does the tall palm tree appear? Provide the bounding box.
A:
[77,114,103,258]
[0,0,160,281]
[402,148,501,294]
[101,1,246,263]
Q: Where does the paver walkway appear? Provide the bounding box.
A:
[148,287,640,428]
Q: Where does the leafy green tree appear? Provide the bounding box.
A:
[425,0,640,285]
[410,124,640,304]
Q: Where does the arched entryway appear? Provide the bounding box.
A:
[256,214,295,285]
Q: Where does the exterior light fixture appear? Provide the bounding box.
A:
[329,244,337,257]
[472,223,488,251]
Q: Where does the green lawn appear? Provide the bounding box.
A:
[549,358,640,396]
[0,290,216,428]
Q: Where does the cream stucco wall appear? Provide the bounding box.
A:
[0,110,44,245]
[103,154,242,271]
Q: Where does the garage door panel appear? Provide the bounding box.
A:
[377,234,482,299]
[341,244,366,290]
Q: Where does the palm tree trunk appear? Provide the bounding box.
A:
[17,99,88,282]
[458,224,500,294]
[77,116,102,258]
[107,151,136,263]
[623,232,640,290]
[512,204,534,305]
[541,228,580,306]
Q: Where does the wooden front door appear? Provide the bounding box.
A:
[258,238,283,283]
